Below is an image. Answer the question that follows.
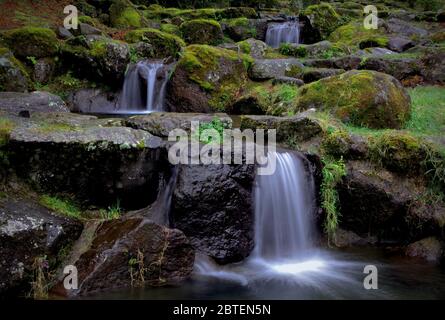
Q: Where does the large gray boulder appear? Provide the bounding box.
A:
[7,113,166,209]
[249,59,304,80]
[0,91,68,116]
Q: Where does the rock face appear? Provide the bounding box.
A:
[166,45,251,113]
[420,50,445,83]
[125,112,232,137]
[180,19,223,45]
[0,91,68,116]
[358,57,420,81]
[33,58,55,84]
[303,3,342,39]
[224,18,268,42]
[171,161,255,264]
[61,216,194,296]
[388,37,414,53]
[8,113,166,209]
[0,198,83,297]
[0,49,31,92]
[240,113,322,143]
[338,161,445,242]
[294,70,411,129]
[249,59,304,80]
[386,18,428,38]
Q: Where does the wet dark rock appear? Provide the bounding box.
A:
[0,197,83,297]
[171,161,255,264]
[59,216,194,296]
[303,55,362,70]
[358,57,420,81]
[300,67,345,83]
[420,50,445,83]
[385,18,428,38]
[79,23,103,36]
[0,91,68,116]
[125,112,232,137]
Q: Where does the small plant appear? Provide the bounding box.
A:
[100,200,121,220]
[321,157,346,245]
[30,256,49,300]
[197,118,228,144]
[26,56,37,65]
[129,249,145,287]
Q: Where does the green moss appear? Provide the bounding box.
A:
[369,131,426,173]
[110,0,142,28]
[321,128,351,158]
[78,15,95,26]
[39,195,82,219]
[34,122,78,134]
[3,27,59,58]
[303,3,342,39]
[280,43,307,57]
[227,17,249,27]
[0,118,15,147]
[180,19,223,45]
[237,40,251,54]
[125,28,185,58]
[178,44,252,90]
[0,47,32,90]
[160,23,180,35]
[329,21,387,50]
[294,70,411,129]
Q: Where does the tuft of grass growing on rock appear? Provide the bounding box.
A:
[100,200,122,220]
[39,195,81,219]
[321,157,346,245]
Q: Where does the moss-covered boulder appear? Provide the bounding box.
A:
[166,45,253,113]
[303,3,342,39]
[294,70,411,129]
[180,19,223,45]
[3,27,59,59]
[109,0,143,28]
[329,21,388,50]
[125,28,185,58]
[224,18,257,42]
[0,48,31,92]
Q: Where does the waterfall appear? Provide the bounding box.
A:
[118,60,169,112]
[266,19,300,48]
[253,151,316,262]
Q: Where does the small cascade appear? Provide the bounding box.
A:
[265,19,300,48]
[252,151,316,261]
[118,60,170,112]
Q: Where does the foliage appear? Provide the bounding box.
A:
[30,255,50,300]
[197,117,229,143]
[100,200,122,220]
[39,195,82,219]
[321,157,346,244]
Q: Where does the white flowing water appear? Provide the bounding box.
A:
[266,20,300,48]
[118,60,169,112]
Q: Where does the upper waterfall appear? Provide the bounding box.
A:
[265,19,301,48]
[118,60,170,112]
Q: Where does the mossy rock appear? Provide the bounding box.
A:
[167,45,253,113]
[224,18,257,42]
[0,48,32,92]
[329,21,388,49]
[3,27,59,59]
[160,23,181,36]
[125,28,185,58]
[109,0,143,28]
[180,19,223,45]
[369,131,427,174]
[303,3,343,39]
[294,70,411,129]
[218,7,258,19]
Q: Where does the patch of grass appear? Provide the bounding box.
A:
[405,86,445,136]
[0,118,15,146]
[197,117,229,144]
[321,157,346,245]
[39,195,81,219]
[100,200,121,220]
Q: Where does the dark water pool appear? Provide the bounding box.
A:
[84,248,445,300]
